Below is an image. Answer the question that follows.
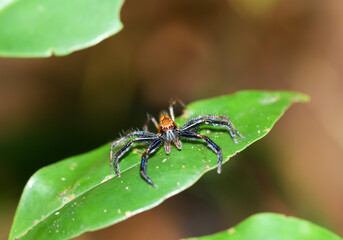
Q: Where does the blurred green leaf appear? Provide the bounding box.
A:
[0,0,124,57]
[186,213,342,240]
[10,90,309,239]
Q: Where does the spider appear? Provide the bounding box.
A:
[110,99,244,188]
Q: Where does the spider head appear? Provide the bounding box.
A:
[159,115,177,133]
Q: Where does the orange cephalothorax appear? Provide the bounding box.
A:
[159,115,177,132]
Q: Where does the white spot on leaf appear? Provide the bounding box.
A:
[70,163,77,170]
[101,175,114,183]
[260,95,280,105]
[62,194,75,204]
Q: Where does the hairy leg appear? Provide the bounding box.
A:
[180,131,223,174]
[181,115,244,143]
[140,139,163,188]
[169,98,185,121]
[110,131,157,161]
[111,136,159,177]
[143,114,159,131]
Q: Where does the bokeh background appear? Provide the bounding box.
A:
[1,0,343,239]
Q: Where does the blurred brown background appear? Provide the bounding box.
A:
[1,0,343,239]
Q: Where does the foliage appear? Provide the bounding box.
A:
[0,0,124,57]
[9,91,309,239]
[187,213,342,240]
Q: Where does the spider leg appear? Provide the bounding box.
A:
[110,131,156,162]
[143,114,159,131]
[182,115,243,135]
[181,115,244,143]
[140,139,163,188]
[180,131,223,174]
[169,98,185,121]
[111,135,159,177]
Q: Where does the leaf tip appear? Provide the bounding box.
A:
[291,92,311,103]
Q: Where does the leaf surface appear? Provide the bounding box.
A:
[0,0,124,57]
[9,90,309,239]
[186,213,342,240]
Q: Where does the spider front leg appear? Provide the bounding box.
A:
[181,115,244,143]
[111,136,159,177]
[110,131,156,162]
[169,98,185,121]
[143,114,159,131]
[140,139,163,188]
[180,131,223,174]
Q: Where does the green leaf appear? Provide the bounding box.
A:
[186,213,342,240]
[10,90,309,239]
[0,0,124,57]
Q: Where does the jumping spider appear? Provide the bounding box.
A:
[110,99,244,188]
